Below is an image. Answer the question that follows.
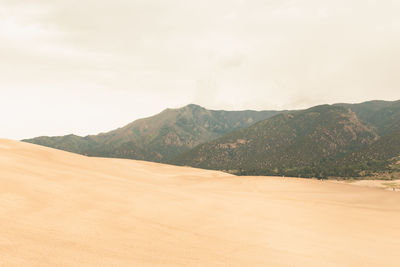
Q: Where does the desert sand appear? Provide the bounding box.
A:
[338,179,400,191]
[0,138,400,266]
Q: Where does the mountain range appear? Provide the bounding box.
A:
[23,100,400,179]
[23,105,282,163]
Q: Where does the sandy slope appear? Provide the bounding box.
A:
[340,179,400,191]
[0,139,399,266]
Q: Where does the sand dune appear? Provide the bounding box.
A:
[339,179,400,191]
[0,139,399,266]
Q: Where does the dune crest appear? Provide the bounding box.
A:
[0,139,399,266]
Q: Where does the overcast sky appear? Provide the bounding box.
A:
[1,0,399,139]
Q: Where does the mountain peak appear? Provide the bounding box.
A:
[162,104,205,113]
[183,104,205,110]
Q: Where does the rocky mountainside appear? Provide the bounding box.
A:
[336,100,400,134]
[173,105,381,178]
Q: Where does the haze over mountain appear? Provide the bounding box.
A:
[24,100,400,179]
[2,0,400,140]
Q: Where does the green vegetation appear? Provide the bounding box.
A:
[174,102,400,179]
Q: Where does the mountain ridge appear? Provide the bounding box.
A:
[23,104,284,163]
[23,100,400,178]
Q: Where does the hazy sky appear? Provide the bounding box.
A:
[1,0,399,139]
